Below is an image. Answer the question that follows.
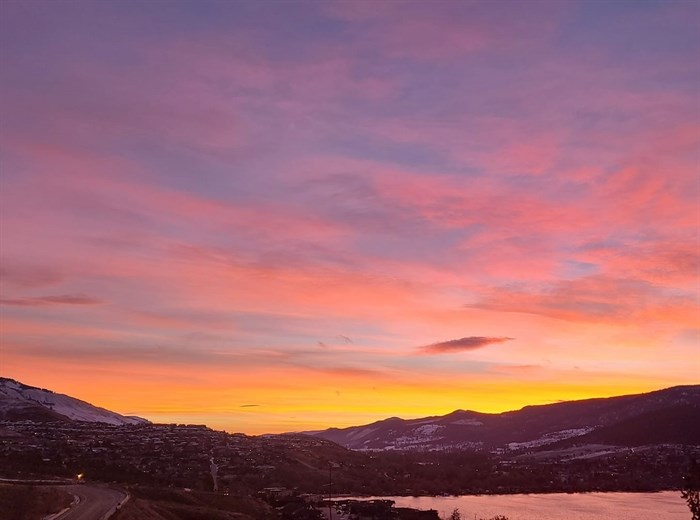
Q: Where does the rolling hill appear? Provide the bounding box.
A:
[307,385,700,451]
[0,377,149,425]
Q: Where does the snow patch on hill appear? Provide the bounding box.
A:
[347,426,379,441]
[451,418,484,426]
[506,427,595,450]
[0,378,149,425]
[414,424,442,436]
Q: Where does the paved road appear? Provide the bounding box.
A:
[55,485,126,520]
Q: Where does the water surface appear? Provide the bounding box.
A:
[355,491,688,520]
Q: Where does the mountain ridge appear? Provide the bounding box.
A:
[305,385,700,451]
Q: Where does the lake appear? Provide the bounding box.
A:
[350,491,688,520]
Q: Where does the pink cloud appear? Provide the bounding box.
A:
[470,275,698,326]
[579,240,699,288]
[1,0,697,432]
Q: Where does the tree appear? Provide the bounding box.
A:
[447,508,461,520]
[682,459,700,520]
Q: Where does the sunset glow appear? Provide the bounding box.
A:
[1,0,698,434]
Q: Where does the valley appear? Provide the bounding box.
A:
[1,378,698,519]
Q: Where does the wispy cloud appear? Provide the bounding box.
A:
[420,336,514,355]
[0,0,697,432]
[0,294,103,306]
[0,264,64,289]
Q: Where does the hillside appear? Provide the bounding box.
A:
[0,379,697,496]
[0,377,149,425]
[307,385,700,451]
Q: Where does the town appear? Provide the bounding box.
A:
[1,420,697,498]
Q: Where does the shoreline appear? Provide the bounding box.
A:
[331,488,683,499]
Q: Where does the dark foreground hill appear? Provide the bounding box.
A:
[307,385,700,451]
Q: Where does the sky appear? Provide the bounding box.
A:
[0,0,699,434]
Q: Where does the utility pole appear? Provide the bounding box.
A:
[328,462,333,520]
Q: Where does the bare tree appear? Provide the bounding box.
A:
[682,460,700,520]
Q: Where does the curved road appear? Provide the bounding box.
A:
[55,485,126,520]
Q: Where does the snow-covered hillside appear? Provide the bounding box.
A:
[309,385,700,451]
[0,377,149,425]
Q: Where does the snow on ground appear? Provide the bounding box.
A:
[346,427,379,441]
[414,424,442,436]
[0,378,146,425]
[506,427,596,450]
[450,418,484,426]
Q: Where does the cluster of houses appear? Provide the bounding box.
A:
[0,420,336,494]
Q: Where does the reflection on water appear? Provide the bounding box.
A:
[356,492,687,520]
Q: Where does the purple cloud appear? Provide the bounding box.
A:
[420,336,514,354]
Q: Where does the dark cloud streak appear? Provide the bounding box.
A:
[0,294,103,306]
[420,336,514,354]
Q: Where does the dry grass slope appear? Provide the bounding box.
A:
[112,487,277,520]
[0,484,72,520]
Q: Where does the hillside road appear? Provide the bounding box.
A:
[54,484,126,520]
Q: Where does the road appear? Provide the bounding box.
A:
[54,485,126,520]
